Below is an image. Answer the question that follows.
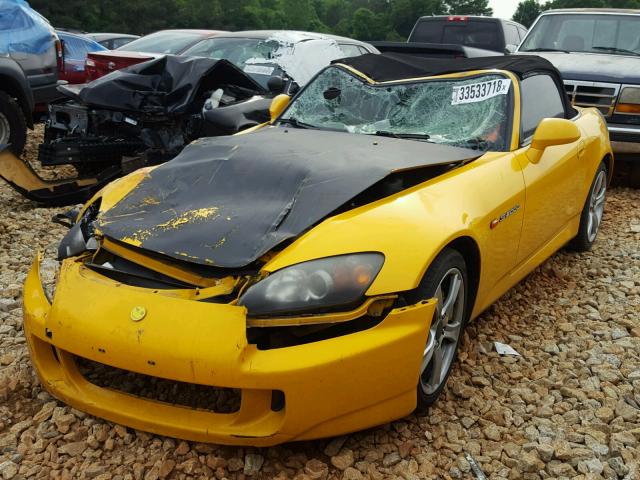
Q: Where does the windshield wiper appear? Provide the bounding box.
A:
[278,117,317,129]
[524,47,571,53]
[372,131,432,141]
[593,46,640,56]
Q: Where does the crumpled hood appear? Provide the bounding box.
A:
[518,51,640,84]
[98,128,478,268]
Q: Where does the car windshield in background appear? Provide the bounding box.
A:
[520,14,640,55]
[117,31,203,54]
[411,19,501,52]
[280,67,512,151]
[183,37,282,87]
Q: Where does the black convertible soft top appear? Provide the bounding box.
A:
[333,53,562,83]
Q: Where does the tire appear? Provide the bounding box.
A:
[568,162,608,252]
[0,91,27,156]
[411,248,470,411]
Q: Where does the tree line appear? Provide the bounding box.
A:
[31,0,491,40]
[513,0,640,27]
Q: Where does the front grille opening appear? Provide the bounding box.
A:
[75,355,241,413]
[247,315,385,350]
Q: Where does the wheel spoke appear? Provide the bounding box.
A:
[425,345,444,392]
[441,272,461,318]
[442,322,461,343]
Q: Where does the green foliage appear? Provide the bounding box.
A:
[513,0,640,26]
[29,0,493,41]
[512,0,542,27]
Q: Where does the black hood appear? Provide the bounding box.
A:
[57,55,266,114]
[98,128,479,268]
[518,51,640,84]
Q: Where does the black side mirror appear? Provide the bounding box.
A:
[267,76,285,93]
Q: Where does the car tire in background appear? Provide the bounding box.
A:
[568,161,608,252]
[0,91,27,156]
[410,248,470,411]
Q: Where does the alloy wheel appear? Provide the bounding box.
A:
[587,170,607,243]
[0,112,10,145]
[420,267,465,395]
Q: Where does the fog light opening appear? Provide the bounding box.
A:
[271,390,285,412]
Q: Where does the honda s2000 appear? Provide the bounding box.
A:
[23,54,612,445]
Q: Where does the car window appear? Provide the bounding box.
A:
[520,74,565,140]
[520,14,640,55]
[118,31,203,54]
[62,36,88,61]
[338,44,362,57]
[411,19,502,52]
[112,37,134,49]
[504,24,520,47]
[517,27,528,41]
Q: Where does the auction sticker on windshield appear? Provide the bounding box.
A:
[244,65,275,76]
[451,79,511,105]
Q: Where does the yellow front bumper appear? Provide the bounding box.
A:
[24,256,435,446]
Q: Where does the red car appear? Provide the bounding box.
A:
[56,31,108,84]
[85,29,226,81]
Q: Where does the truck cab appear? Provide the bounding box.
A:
[517,8,640,180]
[408,15,527,54]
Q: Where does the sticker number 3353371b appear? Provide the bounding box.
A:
[451,79,511,105]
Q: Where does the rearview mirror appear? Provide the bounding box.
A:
[269,94,291,122]
[527,118,580,164]
[267,76,285,93]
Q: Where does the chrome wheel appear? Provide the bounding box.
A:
[420,268,465,395]
[0,112,10,145]
[587,169,607,243]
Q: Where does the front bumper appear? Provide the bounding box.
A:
[608,124,640,154]
[24,256,435,446]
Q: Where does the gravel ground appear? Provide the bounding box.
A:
[0,129,639,480]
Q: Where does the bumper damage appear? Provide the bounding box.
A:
[24,255,436,446]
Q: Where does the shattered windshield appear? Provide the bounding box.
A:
[280,67,513,151]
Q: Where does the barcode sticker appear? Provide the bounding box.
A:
[451,79,511,105]
[244,65,275,76]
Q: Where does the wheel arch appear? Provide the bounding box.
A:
[445,236,481,316]
[603,153,614,185]
[0,72,34,128]
[401,234,481,316]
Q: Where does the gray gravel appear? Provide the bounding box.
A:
[0,129,638,479]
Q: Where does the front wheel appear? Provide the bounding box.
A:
[414,248,469,410]
[568,162,608,252]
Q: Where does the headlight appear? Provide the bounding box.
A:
[40,243,61,303]
[57,201,101,260]
[615,87,640,114]
[239,253,384,317]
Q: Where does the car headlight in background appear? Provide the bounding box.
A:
[239,253,384,317]
[40,243,61,303]
[615,86,640,114]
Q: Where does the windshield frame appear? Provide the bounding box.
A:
[277,64,519,152]
[518,11,640,57]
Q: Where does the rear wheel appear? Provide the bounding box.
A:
[414,249,469,410]
[568,162,607,252]
[0,91,27,156]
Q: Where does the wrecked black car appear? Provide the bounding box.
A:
[40,55,270,177]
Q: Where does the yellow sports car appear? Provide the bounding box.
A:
[23,54,612,446]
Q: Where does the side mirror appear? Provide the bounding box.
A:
[504,44,517,54]
[269,94,291,122]
[267,76,285,93]
[527,118,581,164]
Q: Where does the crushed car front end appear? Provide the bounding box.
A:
[24,243,435,445]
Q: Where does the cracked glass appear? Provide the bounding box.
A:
[281,66,513,151]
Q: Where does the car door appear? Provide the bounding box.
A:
[513,73,585,264]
